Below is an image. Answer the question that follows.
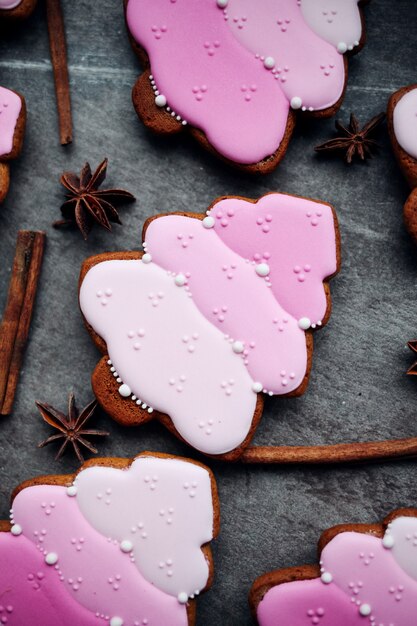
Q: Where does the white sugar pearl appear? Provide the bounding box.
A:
[359,604,372,617]
[264,56,275,69]
[232,341,244,354]
[382,534,395,549]
[337,42,348,53]
[178,592,189,604]
[142,253,152,264]
[255,263,270,277]
[298,317,311,330]
[120,540,133,553]
[290,96,303,110]
[252,382,263,393]
[155,94,167,107]
[110,618,124,626]
[174,274,186,287]
[118,384,132,398]
[11,524,22,536]
[321,572,333,584]
[216,0,228,6]
[45,552,58,566]
[66,486,78,497]
[202,216,215,229]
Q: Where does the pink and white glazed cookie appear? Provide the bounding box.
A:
[124,0,369,173]
[0,86,26,203]
[1,451,219,626]
[79,192,340,460]
[0,0,36,19]
[387,84,417,245]
[250,508,417,626]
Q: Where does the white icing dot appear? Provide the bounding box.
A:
[202,216,215,229]
[232,341,244,354]
[142,253,152,264]
[216,0,228,6]
[321,572,333,584]
[155,94,167,107]
[337,42,348,54]
[359,604,372,617]
[174,274,187,287]
[110,618,124,626]
[290,96,303,110]
[255,263,270,277]
[45,552,58,566]
[118,384,132,398]
[264,56,275,69]
[298,317,311,330]
[252,382,263,393]
[11,524,22,536]
[177,592,188,604]
[120,540,133,553]
[66,486,78,497]
[382,534,395,549]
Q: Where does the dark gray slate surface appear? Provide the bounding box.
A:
[1,2,417,624]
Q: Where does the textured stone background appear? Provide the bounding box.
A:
[1,2,417,624]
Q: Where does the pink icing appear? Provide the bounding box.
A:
[79,260,257,455]
[145,215,308,395]
[258,518,417,626]
[0,533,99,626]
[301,0,362,52]
[0,0,22,9]
[13,485,186,626]
[257,577,363,626]
[322,531,417,624]
[386,516,417,581]
[5,456,216,625]
[126,0,289,164]
[75,456,214,599]
[393,87,417,160]
[224,0,345,111]
[0,87,22,158]
[210,194,338,325]
[125,0,362,164]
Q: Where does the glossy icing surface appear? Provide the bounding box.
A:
[145,215,308,395]
[210,195,338,325]
[258,516,417,626]
[126,0,362,164]
[225,0,345,111]
[126,0,288,164]
[385,516,417,582]
[301,0,362,52]
[258,577,363,626]
[5,456,215,625]
[80,259,257,455]
[0,0,22,9]
[0,87,22,157]
[393,87,417,160]
[80,194,338,455]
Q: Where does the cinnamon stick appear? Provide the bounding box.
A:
[46,0,73,145]
[0,231,45,415]
[241,437,417,465]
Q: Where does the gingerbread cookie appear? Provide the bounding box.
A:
[79,193,340,460]
[0,0,36,20]
[0,87,26,203]
[125,0,368,173]
[1,451,219,626]
[388,84,417,244]
[250,508,417,626]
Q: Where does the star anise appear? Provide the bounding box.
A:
[315,113,386,164]
[407,341,417,375]
[53,158,135,239]
[37,392,109,462]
